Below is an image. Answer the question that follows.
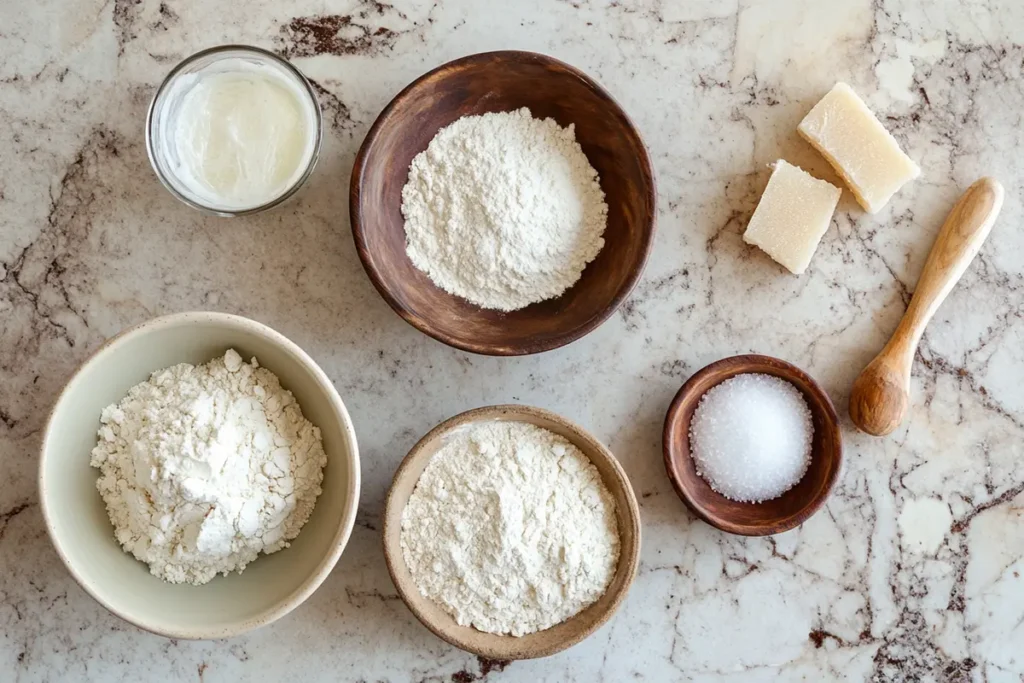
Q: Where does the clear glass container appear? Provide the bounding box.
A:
[146,45,323,216]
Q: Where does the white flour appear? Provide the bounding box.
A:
[90,349,327,585]
[400,421,620,636]
[401,108,608,311]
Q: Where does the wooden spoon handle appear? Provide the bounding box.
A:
[886,177,1004,368]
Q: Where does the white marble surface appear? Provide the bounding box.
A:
[2,0,1023,680]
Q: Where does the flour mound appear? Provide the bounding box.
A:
[90,349,327,585]
[400,421,620,636]
[401,107,608,311]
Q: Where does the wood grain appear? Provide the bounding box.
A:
[349,51,656,356]
[662,355,843,537]
[383,405,641,659]
[849,177,1004,436]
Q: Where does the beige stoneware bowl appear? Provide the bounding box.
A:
[383,404,640,659]
[39,312,361,639]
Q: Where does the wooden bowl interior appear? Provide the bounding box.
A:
[352,51,655,355]
[383,405,641,659]
[663,356,842,536]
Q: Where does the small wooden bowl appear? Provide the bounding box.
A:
[383,405,641,659]
[663,355,842,536]
[350,51,656,356]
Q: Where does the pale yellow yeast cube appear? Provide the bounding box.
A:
[743,160,841,275]
[798,82,920,213]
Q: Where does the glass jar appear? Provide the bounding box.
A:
[146,45,323,216]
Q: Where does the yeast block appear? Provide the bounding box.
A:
[798,82,920,213]
[743,160,841,275]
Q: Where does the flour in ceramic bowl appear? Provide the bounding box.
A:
[90,349,327,585]
[400,421,620,636]
[401,108,608,311]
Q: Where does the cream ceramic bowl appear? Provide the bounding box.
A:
[383,404,641,659]
[39,312,360,639]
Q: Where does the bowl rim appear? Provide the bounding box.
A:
[382,403,641,659]
[37,311,361,639]
[349,49,657,356]
[662,354,843,536]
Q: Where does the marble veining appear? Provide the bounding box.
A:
[2,0,1023,681]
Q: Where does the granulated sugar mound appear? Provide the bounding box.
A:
[689,373,813,503]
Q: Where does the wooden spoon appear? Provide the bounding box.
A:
[849,177,1004,436]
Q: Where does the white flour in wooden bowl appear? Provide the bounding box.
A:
[401,108,608,312]
[400,421,620,636]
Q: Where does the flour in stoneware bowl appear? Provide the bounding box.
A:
[400,421,620,636]
[90,349,327,585]
[401,108,608,311]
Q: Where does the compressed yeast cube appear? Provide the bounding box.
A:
[798,82,920,213]
[743,160,841,275]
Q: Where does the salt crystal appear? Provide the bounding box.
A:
[689,373,813,503]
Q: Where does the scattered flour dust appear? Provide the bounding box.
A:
[401,107,608,311]
[400,421,620,636]
[90,349,327,585]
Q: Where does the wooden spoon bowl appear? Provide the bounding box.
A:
[350,51,656,356]
[663,355,843,536]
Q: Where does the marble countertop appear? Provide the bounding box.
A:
[2,0,1023,681]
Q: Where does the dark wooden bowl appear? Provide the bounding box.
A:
[662,355,843,536]
[350,51,656,356]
